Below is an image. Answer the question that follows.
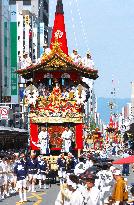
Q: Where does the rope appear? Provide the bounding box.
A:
[75,0,89,51]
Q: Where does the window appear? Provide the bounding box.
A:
[23,0,31,6]
[9,0,16,5]
[43,1,48,13]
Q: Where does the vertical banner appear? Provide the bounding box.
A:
[75,124,83,149]
[10,5,18,102]
[30,122,39,150]
[32,27,37,61]
[25,15,29,53]
[40,23,44,56]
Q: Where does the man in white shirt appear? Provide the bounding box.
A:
[38,127,50,155]
[21,52,32,69]
[82,52,95,69]
[71,49,81,64]
[43,43,51,55]
[83,173,100,205]
[66,174,84,205]
[61,127,73,153]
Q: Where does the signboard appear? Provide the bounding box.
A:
[25,15,29,25]
[0,107,9,120]
[40,23,44,56]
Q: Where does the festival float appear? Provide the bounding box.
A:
[17,0,99,155]
[105,116,119,144]
[92,128,103,150]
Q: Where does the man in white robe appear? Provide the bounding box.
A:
[61,127,73,153]
[38,127,50,155]
[82,52,95,69]
[83,173,100,205]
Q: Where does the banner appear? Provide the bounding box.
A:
[25,15,29,25]
[40,23,44,56]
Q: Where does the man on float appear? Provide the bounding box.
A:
[71,49,81,64]
[61,127,74,153]
[43,43,51,55]
[21,52,32,69]
[82,51,95,69]
[38,127,50,155]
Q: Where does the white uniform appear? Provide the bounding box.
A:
[55,188,71,205]
[84,186,100,205]
[71,53,81,64]
[61,129,73,153]
[21,57,32,69]
[70,189,84,205]
[38,131,50,154]
[95,169,113,205]
[74,162,86,176]
[82,57,95,69]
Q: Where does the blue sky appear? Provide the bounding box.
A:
[49,0,134,98]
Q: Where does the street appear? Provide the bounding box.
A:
[1,162,134,205]
[0,184,59,205]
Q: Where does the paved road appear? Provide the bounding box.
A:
[0,184,59,205]
[1,156,134,205]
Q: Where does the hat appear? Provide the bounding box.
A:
[73,49,77,52]
[84,173,97,181]
[112,169,121,175]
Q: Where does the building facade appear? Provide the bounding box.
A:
[9,0,49,103]
[0,0,11,103]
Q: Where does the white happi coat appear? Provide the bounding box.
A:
[61,130,73,153]
[84,186,100,205]
[82,57,95,69]
[70,189,84,205]
[38,131,49,154]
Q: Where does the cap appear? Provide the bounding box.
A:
[112,169,121,175]
[73,49,77,52]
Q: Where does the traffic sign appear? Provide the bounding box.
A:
[0,107,9,120]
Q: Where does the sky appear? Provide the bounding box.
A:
[49,0,134,99]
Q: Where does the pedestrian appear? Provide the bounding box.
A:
[55,181,71,205]
[127,185,134,205]
[0,160,4,201]
[83,173,100,205]
[66,174,84,205]
[111,169,128,205]
[122,150,129,176]
[27,152,38,192]
[37,156,49,189]
[57,153,67,184]
[14,153,27,203]
[66,153,76,174]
